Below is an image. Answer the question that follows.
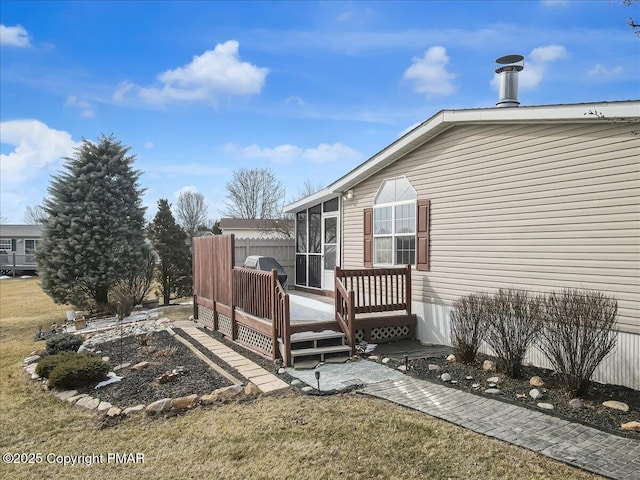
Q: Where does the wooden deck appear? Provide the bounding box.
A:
[192,235,416,367]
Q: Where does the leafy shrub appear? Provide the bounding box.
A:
[537,289,617,396]
[35,352,77,379]
[45,333,83,355]
[450,293,490,364]
[46,353,110,389]
[484,288,543,378]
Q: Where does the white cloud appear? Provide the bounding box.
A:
[0,120,76,184]
[115,41,268,106]
[0,24,31,47]
[588,64,625,78]
[491,44,568,90]
[285,95,305,106]
[143,141,155,149]
[229,142,362,165]
[173,185,199,199]
[403,46,457,97]
[540,0,569,6]
[65,95,95,118]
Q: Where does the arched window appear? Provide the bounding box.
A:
[373,177,417,265]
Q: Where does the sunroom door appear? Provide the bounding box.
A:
[322,214,338,290]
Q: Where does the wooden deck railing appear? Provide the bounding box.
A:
[335,265,413,352]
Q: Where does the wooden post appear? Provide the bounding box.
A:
[231,268,237,341]
[193,295,199,320]
[405,264,412,316]
[348,289,356,354]
[270,269,278,361]
[283,292,291,367]
[334,266,341,321]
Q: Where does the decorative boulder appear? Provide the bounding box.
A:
[621,421,640,432]
[244,383,261,396]
[529,389,543,400]
[482,360,496,371]
[171,394,199,410]
[529,376,545,387]
[602,400,629,412]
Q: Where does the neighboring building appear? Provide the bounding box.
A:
[284,98,640,389]
[0,224,43,274]
[219,218,293,239]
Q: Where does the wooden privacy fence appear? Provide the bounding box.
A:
[335,265,416,350]
[193,235,291,362]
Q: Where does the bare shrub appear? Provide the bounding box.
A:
[537,289,617,396]
[484,288,543,378]
[450,293,490,364]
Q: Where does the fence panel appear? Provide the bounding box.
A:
[234,238,295,289]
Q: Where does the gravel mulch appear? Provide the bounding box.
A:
[91,330,232,408]
[377,351,640,438]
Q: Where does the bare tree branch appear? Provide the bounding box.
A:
[175,190,208,238]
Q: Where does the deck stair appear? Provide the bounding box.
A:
[283,330,351,367]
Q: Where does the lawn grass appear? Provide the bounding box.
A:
[0,278,603,479]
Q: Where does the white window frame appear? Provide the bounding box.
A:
[0,239,14,253]
[373,177,417,267]
[25,239,39,255]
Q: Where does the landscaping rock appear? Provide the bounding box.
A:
[465,376,474,380]
[131,361,151,371]
[482,360,496,371]
[113,362,131,372]
[101,356,110,363]
[244,383,261,396]
[278,368,286,374]
[199,394,218,405]
[146,398,172,413]
[471,383,481,389]
[538,403,554,410]
[122,404,145,415]
[368,355,379,362]
[451,380,458,384]
[486,376,500,384]
[106,407,122,417]
[428,364,441,371]
[529,389,543,400]
[97,401,112,412]
[602,400,629,412]
[67,394,89,404]
[290,379,303,387]
[397,365,407,372]
[484,388,502,395]
[211,384,244,400]
[530,376,545,387]
[440,373,452,382]
[621,421,640,432]
[76,396,100,410]
[171,394,199,410]
[301,386,314,393]
[488,383,497,388]
[53,390,78,401]
[569,398,584,410]
[158,372,179,384]
[382,358,391,364]
[23,355,40,365]
[446,354,456,362]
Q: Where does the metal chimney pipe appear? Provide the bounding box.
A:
[495,54,525,107]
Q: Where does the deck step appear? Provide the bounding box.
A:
[290,345,352,357]
[289,330,345,342]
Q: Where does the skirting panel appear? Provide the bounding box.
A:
[414,300,640,390]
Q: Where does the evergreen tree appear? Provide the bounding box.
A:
[38,134,149,309]
[147,199,192,305]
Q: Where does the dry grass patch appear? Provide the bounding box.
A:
[0,278,603,479]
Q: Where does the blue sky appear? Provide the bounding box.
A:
[1,0,638,224]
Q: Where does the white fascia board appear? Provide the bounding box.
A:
[283,188,335,213]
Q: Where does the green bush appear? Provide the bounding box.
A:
[450,293,490,364]
[41,353,110,389]
[35,351,77,379]
[45,333,83,355]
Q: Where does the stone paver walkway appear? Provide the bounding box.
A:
[173,321,289,394]
[360,377,640,480]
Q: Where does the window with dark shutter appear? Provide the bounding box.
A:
[416,199,430,271]
[363,208,373,267]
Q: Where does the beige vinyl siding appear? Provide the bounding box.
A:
[342,122,640,334]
